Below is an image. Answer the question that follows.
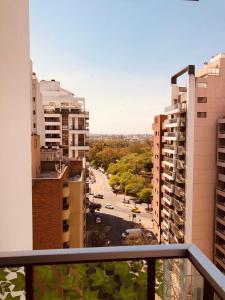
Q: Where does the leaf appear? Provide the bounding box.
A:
[114,286,137,300]
[11,272,25,291]
[90,267,107,287]
[83,288,99,300]
[61,276,75,290]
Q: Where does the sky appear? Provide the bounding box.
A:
[29,0,225,134]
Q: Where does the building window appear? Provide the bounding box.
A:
[197,97,207,103]
[197,112,207,118]
[197,82,207,88]
[33,123,36,128]
[33,110,36,115]
[208,67,220,76]
[33,97,35,102]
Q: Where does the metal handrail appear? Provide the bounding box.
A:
[0,244,224,299]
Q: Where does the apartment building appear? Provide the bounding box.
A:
[152,54,225,274]
[152,115,166,242]
[215,118,225,274]
[32,159,87,249]
[39,80,89,159]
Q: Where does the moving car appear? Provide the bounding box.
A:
[94,194,104,199]
[131,207,141,213]
[105,204,114,209]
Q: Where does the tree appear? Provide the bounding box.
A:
[108,175,120,190]
[138,188,152,209]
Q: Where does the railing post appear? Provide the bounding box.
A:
[25,265,33,300]
[147,258,155,300]
[203,278,214,300]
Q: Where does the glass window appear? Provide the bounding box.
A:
[197,97,207,103]
[197,112,207,118]
[197,82,207,88]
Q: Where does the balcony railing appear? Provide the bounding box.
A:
[0,244,224,300]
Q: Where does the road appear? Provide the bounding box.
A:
[89,168,153,230]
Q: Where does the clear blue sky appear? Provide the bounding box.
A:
[30,0,225,134]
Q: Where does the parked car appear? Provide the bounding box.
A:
[121,228,142,239]
[94,194,104,199]
[95,217,101,224]
[105,204,114,209]
[131,207,141,213]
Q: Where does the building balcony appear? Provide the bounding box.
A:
[177,146,185,155]
[218,132,225,139]
[163,156,176,168]
[62,206,70,220]
[0,244,224,300]
[162,193,173,206]
[173,198,185,212]
[219,174,225,183]
[218,146,225,153]
[162,169,175,181]
[215,242,225,256]
[174,186,185,198]
[163,182,174,193]
[163,145,177,155]
[63,185,70,198]
[45,138,61,142]
[173,211,185,226]
[217,202,225,213]
[164,132,178,141]
[217,159,225,168]
[62,228,70,243]
[163,117,186,128]
[170,223,184,241]
[175,173,185,184]
[216,228,225,240]
[216,187,225,197]
[176,159,185,170]
[217,215,225,227]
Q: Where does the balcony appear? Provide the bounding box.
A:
[219,174,225,183]
[173,198,185,212]
[176,173,185,184]
[62,201,70,220]
[163,156,176,168]
[164,132,178,141]
[218,132,225,139]
[170,223,184,241]
[63,184,70,198]
[215,242,225,256]
[176,159,185,170]
[217,187,225,197]
[177,145,185,155]
[162,193,173,206]
[163,144,177,155]
[217,201,225,212]
[218,146,225,153]
[163,181,174,193]
[217,159,225,168]
[173,211,185,225]
[174,186,185,198]
[217,215,225,227]
[162,169,175,181]
[163,117,186,128]
[0,244,224,300]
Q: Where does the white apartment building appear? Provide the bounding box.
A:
[0,0,32,251]
[39,80,89,160]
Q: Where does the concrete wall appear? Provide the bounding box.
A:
[69,178,84,248]
[0,0,32,251]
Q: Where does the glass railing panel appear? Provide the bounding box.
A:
[161,258,204,300]
[0,267,25,299]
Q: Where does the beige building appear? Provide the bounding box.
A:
[152,53,225,275]
[39,80,89,159]
[0,0,32,251]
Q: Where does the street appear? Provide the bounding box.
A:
[89,168,153,238]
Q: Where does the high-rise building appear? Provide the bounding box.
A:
[152,115,166,242]
[39,80,89,160]
[32,158,87,249]
[152,54,225,274]
[0,0,32,251]
[215,118,225,274]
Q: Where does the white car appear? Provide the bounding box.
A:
[105,204,114,209]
